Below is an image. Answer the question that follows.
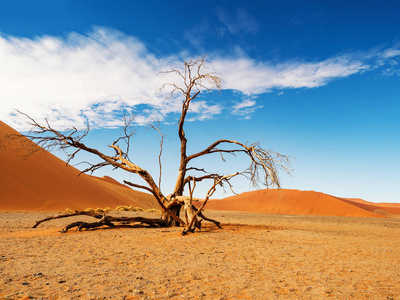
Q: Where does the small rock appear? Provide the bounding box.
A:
[22,282,30,285]
[58,280,66,284]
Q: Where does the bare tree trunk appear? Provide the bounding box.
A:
[168,165,187,226]
[9,57,291,236]
[183,197,198,232]
[174,168,186,196]
[173,103,189,197]
[162,203,182,226]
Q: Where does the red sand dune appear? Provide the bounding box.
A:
[2,121,399,217]
[340,198,400,217]
[0,121,157,211]
[204,189,400,218]
[345,198,400,208]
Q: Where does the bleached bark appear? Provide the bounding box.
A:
[6,57,291,235]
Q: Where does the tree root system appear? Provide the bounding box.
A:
[33,210,222,235]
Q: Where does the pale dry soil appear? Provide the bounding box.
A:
[0,211,399,299]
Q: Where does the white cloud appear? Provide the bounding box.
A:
[231,98,262,118]
[1,27,399,131]
[187,101,223,121]
[0,27,181,131]
[381,47,400,59]
[233,98,256,110]
[209,55,369,95]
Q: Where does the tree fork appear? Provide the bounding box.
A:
[6,57,291,236]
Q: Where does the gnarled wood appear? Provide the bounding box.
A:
[8,57,291,235]
[193,206,222,229]
[34,211,170,233]
[33,211,102,228]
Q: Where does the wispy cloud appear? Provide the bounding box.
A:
[0,27,399,130]
[183,20,212,50]
[210,55,369,94]
[186,101,223,121]
[0,28,189,130]
[381,46,400,59]
[376,44,400,77]
[231,98,262,119]
[216,7,259,35]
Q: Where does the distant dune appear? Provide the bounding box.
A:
[1,120,399,217]
[203,189,400,218]
[0,121,157,211]
[340,198,400,217]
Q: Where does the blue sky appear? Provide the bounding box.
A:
[1,1,400,203]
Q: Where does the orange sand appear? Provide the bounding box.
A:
[2,120,399,218]
[202,189,400,218]
[0,121,157,211]
[1,211,399,299]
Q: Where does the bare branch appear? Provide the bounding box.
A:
[186,167,208,173]
[191,205,222,228]
[187,139,291,189]
[183,173,223,187]
[8,57,291,235]
[13,111,185,227]
[111,114,135,161]
[123,180,156,196]
[148,122,164,189]
[33,211,103,228]
[160,57,224,196]
[79,162,112,176]
[186,172,239,232]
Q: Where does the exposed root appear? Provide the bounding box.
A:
[34,211,171,233]
[34,209,221,235]
[60,221,85,233]
[60,215,117,232]
[193,205,222,229]
[33,211,102,228]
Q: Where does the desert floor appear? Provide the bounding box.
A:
[0,211,399,300]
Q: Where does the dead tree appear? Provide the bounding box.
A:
[9,57,290,235]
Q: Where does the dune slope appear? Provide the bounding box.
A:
[204,189,398,218]
[340,198,400,217]
[0,121,157,211]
